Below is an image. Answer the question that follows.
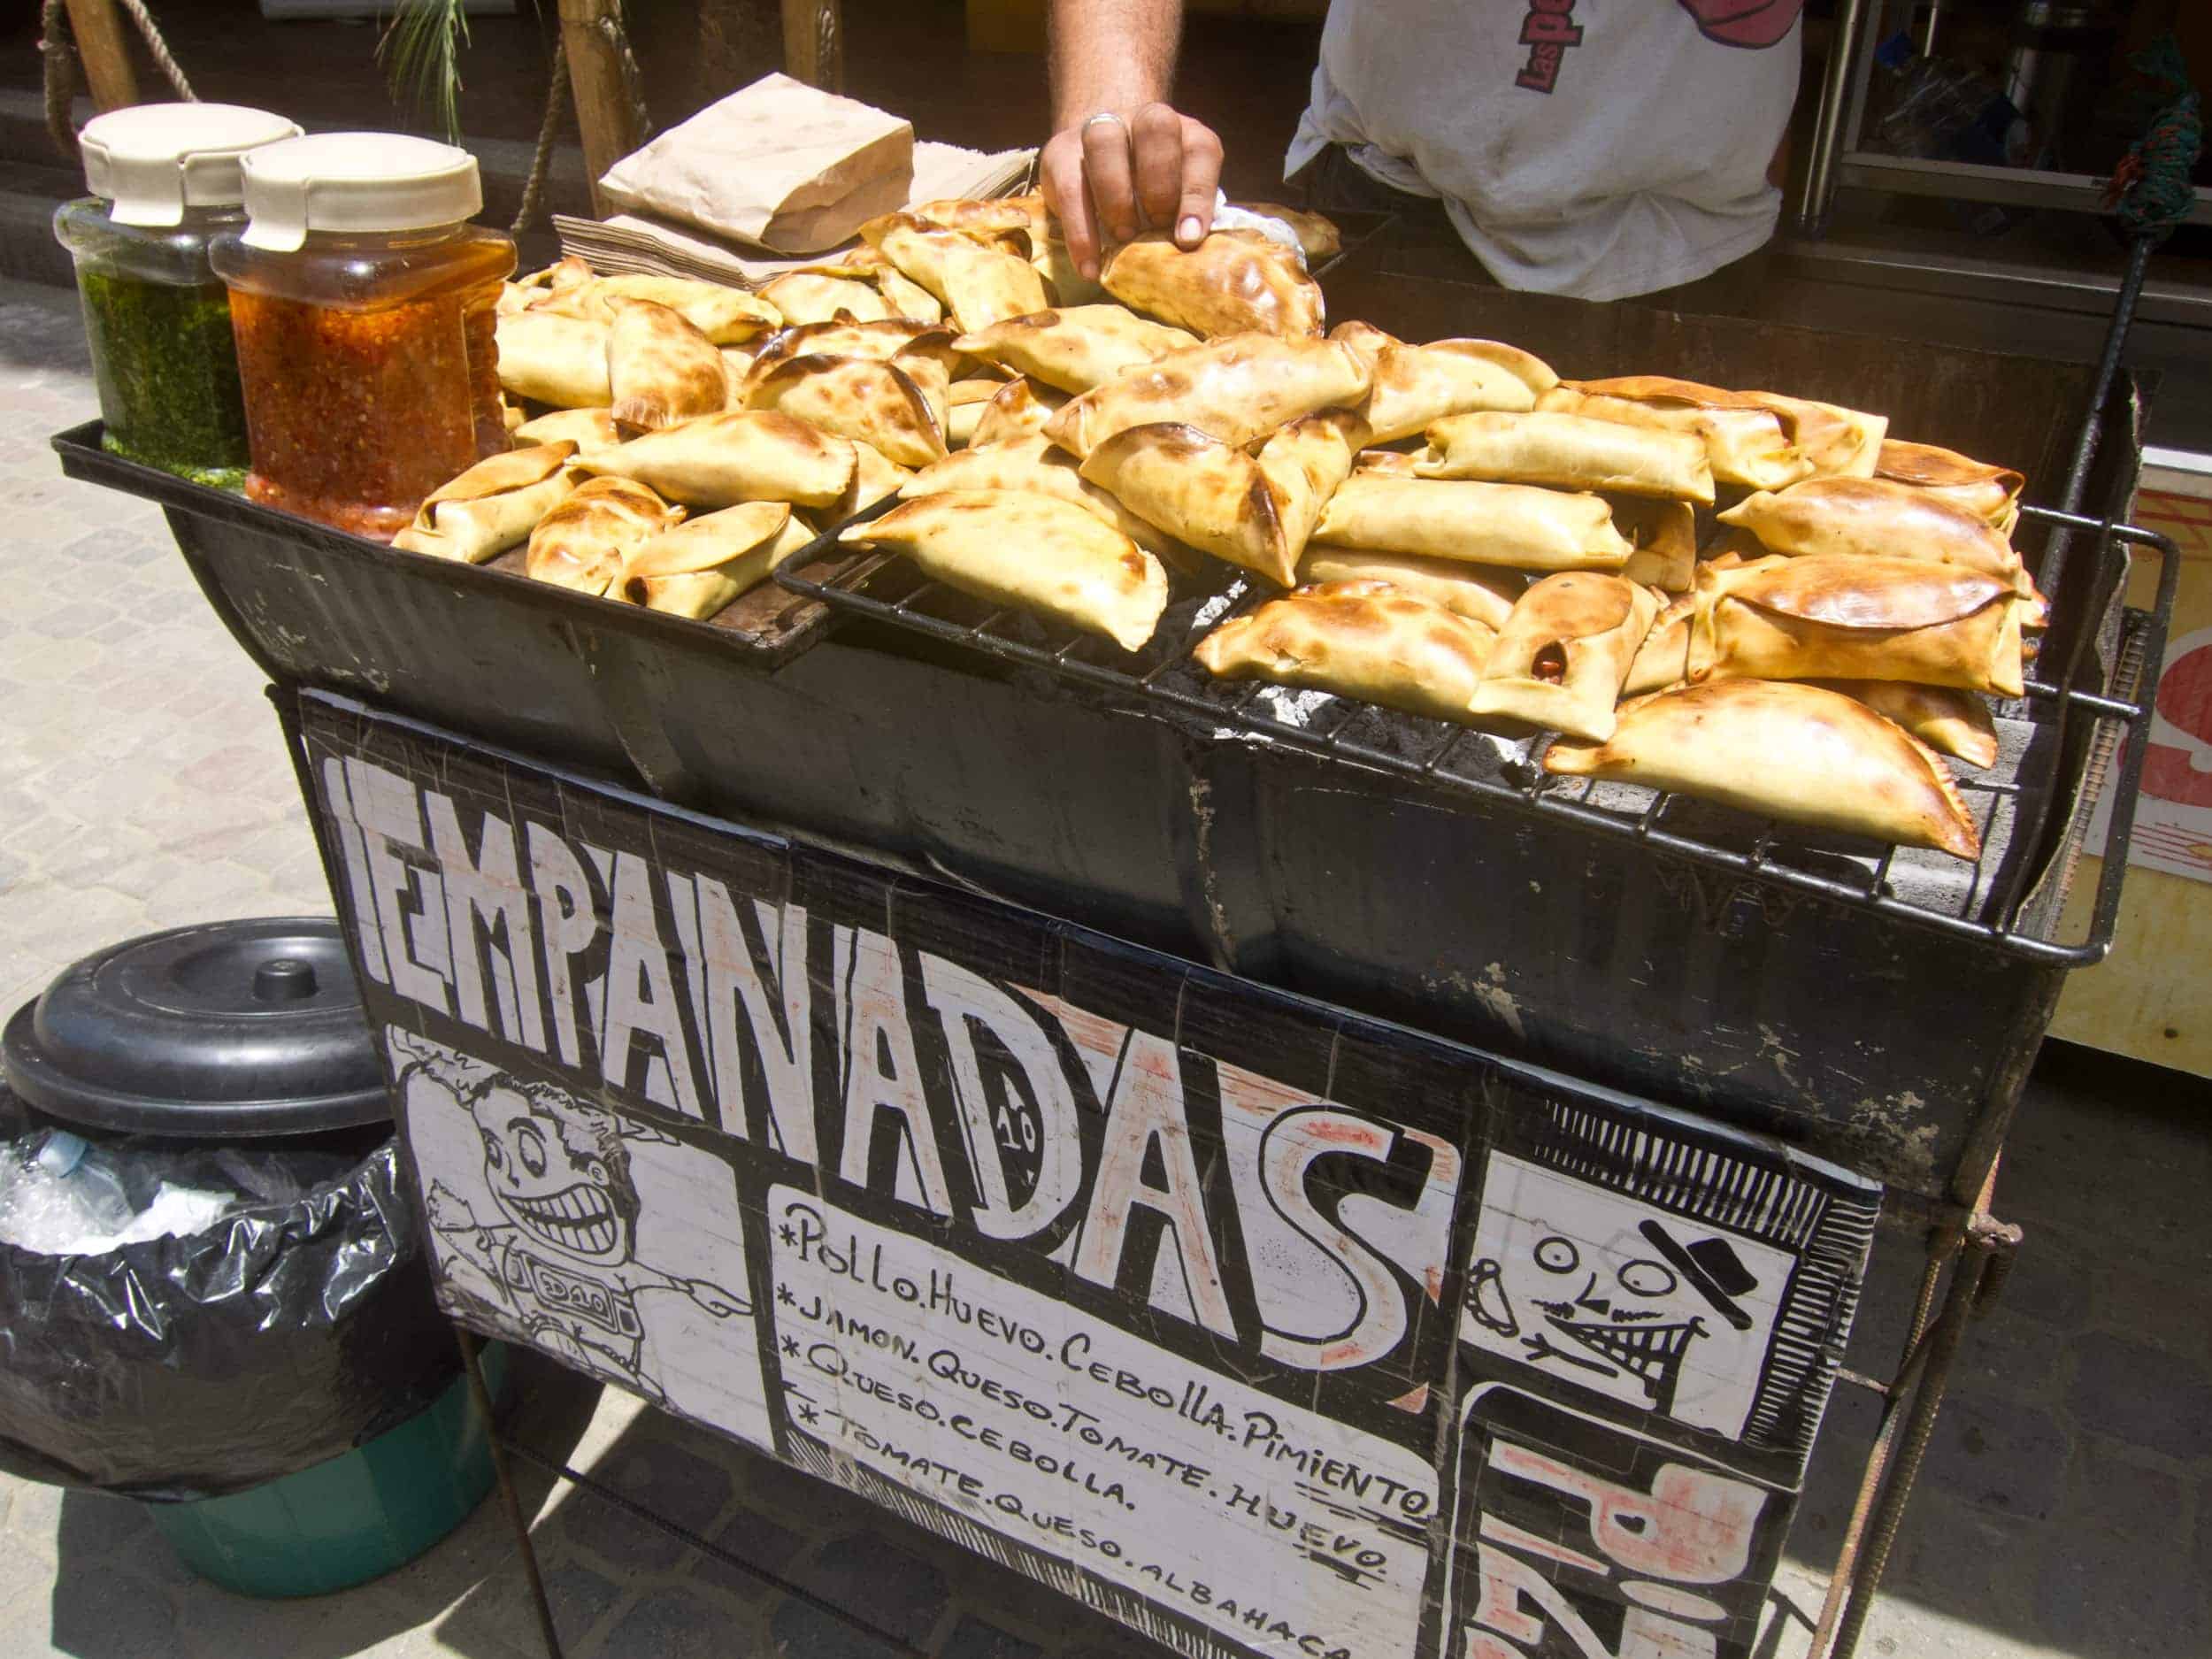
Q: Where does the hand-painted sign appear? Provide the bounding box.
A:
[296,692,1878,1659]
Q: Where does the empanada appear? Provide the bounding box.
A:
[1328,320,1402,372]
[526,475,683,596]
[747,319,958,379]
[872,214,1049,334]
[1469,572,1661,741]
[607,297,728,432]
[744,354,948,469]
[835,441,914,518]
[1310,474,1634,571]
[1874,440,2027,529]
[1194,581,1496,726]
[513,408,621,450]
[495,311,611,408]
[841,489,1169,651]
[1101,229,1325,339]
[394,442,580,564]
[1295,548,1524,630]
[617,500,813,619]
[946,379,1005,446]
[1353,446,1435,476]
[1362,339,1560,444]
[900,435,1183,563]
[1688,554,2025,697]
[1621,593,1694,695]
[1732,391,1886,479]
[1033,236,1108,307]
[1044,334,1371,458]
[1540,379,1813,490]
[531,275,781,343]
[1229,201,1341,261]
[1545,680,1981,859]
[1613,497,1699,592]
[874,264,945,324]
[1718,478,2024,586]
[970,377,1068,449]
[953,305,1200,395]
[1078,409,1366,586]
[1816,680,1999,770]
[574,411,857,509]
[904,194,1052,249]
[757,272,892,326]
[1419,410,1715,504]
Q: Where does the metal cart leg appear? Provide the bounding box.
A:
[1809,1200,2022,1659]
[457,1325,566,1659]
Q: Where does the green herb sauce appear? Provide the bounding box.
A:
[78,268,250,489]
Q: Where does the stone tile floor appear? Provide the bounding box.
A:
[0,276,2207,1658]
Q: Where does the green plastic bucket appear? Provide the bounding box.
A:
[145,1343,508,1597]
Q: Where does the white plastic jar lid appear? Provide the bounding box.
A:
[239,132,483,253]
[80,103,303,227]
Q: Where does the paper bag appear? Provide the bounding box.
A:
[597,73,916,255]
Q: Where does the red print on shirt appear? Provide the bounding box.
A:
[1676,0,1805,50]
[1514,0,1583,94]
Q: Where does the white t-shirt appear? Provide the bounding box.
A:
[1286,1,1804,301]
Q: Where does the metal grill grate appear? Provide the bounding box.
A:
[779,503,2177,965]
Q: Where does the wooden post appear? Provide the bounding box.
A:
[780,0,843,92]
[559,0,640,216]
[62,0,141,112]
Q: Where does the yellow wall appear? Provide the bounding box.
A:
[2050,488,2212,1075]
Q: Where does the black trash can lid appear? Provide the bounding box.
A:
[2,918,388,1138]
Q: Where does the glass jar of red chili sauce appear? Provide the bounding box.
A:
[210,134,514,540]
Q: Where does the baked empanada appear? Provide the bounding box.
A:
[1469,572,1661,741]
[746,319,958,380]
[1540,379,1813,490]
[744,354,947,470]
[531,274,781,343]
[1419,410,1715,504]
[1193,581,1496,726]
[1033,235,1108,307]
[1621,592,1694,695]
[617,500,813,618]
[1101,229,1325,339]
[1874,440,2027,529]
[953,305,1200,395]
[841,488,1169,651]
[1688,554,2025,697]
[1228,201,1341,262]
[757,272,892,326]
[1732,391,1887,479]
[1545,680,1981,859]
[1327,319,1402,372]
[573,411,857,509]
[1362,339,1560,444]
[1295,548,1525,630]
[1310,474,1634,571]
[1717,478,2024,587]
[970,377,1068,448]
[872,214,1049,334]
[904,194,1052,249]
[394,442,580,564]
[1077,409,1366,587]
[900,434,1183,564]
[526,475,684,596]
[1816,680,2000,770]
[513,408,621,450]
[1613,497,1699,592]
[946,379,1005,446]
[607,297,728,432]
[1354,446,1431,476]
[835,441,914,518]
[495,311,611,408]
[1044,334,1371,458]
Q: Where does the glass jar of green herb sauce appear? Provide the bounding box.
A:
[53,104,301,488]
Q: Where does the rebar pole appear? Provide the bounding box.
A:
[457,1327,566,1659]
[1795,0,1873,234]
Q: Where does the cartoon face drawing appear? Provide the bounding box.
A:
[1460,1155,1792,1441]
[467,1082,641,1265]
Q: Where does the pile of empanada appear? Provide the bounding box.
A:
[417,199,2043,864]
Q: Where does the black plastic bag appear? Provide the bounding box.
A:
[0,1097,455,1502]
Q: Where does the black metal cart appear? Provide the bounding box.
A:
[50,270,2177,1659]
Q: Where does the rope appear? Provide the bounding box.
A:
[117,0,196,101]
[511,38,570,234]
[2102,33,2201,244]
[40,0,79,157]
[598,7,652,145]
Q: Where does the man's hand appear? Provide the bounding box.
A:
[1040,103,1224,280]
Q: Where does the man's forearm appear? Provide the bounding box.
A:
[1048,0,1186,129]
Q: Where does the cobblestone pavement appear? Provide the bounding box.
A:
[2,277,2208,1659]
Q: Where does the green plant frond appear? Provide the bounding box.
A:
[379,0,472,142]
